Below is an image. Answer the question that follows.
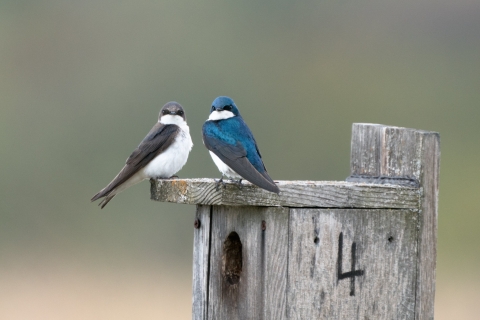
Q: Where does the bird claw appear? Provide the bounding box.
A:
[230,179,243,190]
[215,178,226,191]
[169,175,179,179]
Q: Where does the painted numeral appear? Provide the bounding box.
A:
[337,232,364,296]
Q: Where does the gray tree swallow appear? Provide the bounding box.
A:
[91,102,193,208]
[202,96,279,193]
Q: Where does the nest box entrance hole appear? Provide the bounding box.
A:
[222,231,243,285]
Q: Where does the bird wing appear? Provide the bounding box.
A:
[91,123,180,201]
[253,142,279,188]
[203,129,279,193]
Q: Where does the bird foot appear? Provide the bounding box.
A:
[215,178,227,191]
[153,175,178,180]
[230,179,243,190]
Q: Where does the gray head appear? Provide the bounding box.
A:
[159,102,186,124]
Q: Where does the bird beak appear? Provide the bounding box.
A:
[170,111,176,115]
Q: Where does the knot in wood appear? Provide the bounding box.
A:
[194,218,201,229]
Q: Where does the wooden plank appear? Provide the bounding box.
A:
[192,205,212,320]
[150,179,420,209]
[286,208,418,320]
[380,125,440,320]
[348,124,418,187]
[347,123,440,319]
[206,206,289,320]
[350,123,382,177]
[411,131,440,320]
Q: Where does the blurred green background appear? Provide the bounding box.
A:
[1,1,479,319]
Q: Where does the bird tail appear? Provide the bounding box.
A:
[91,170,124,202]
[90,168,127,208]
[91,188,116,209]
[98,194,116,209]
[91,189,106,202]
[91,170,145,209]
[258,171,280,194]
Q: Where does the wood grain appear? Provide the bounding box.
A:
[150,179,420,209]
[206,206,289,320]
[348,123,440,319]
[350,123,382,177]
[286,208,418,320]
[192,205,212,320]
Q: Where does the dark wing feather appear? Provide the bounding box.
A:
[203,133,279,193]
[91,124,180,201]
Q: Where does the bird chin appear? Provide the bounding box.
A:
[208,110,235,121]
[160,114,185,125]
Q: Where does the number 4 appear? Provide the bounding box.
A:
[337,232,364,296]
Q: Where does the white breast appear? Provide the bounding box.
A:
[143,121,193,179]
[209,151,242,179]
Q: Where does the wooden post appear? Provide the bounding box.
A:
[150,123,440,320]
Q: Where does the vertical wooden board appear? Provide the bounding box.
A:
[381,127,423,179]
[350,123,382,177]
[207,206,289,320]
[379,126,440,319]
[262,208,290,320]
[348,124,440,319]
[287,209,418,320]
[415,132,440,320]
[192,205,212,320]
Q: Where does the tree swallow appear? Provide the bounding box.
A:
[202,96,280,194]
[91,102,193,208]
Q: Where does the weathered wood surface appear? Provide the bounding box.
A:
[287,208,418,320]
[193,206,418,320]
[192,205,211,320]
[151,179,420,209]
[347,123,440,320]
[203,206,289,320]
[415,133,439,320]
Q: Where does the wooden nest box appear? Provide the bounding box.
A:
[151,123,440,320]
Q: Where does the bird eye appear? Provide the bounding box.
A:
[178,110,183,115]
[162,110,169,114]
[223,105,232,111]
[211,106,215,112]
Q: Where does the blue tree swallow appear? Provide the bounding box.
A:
[202,96,280,194]
[91,102,193,208]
